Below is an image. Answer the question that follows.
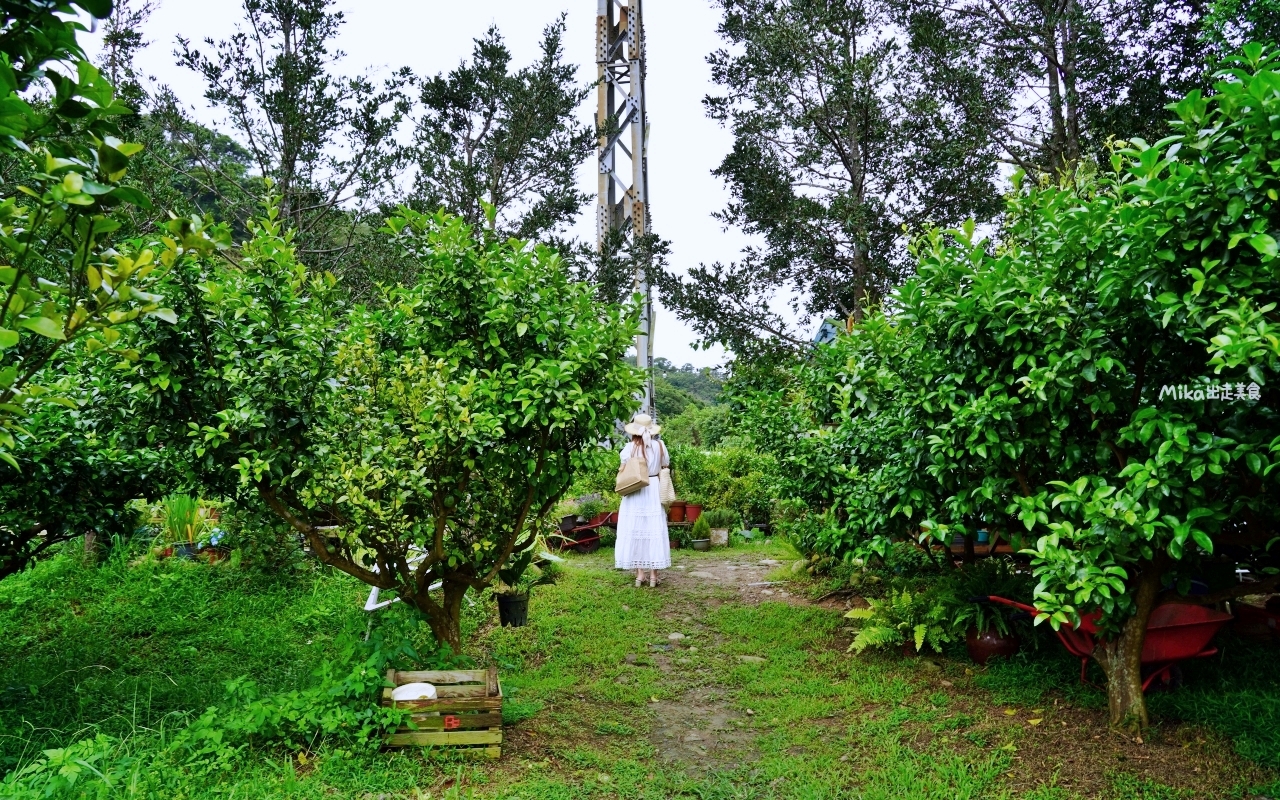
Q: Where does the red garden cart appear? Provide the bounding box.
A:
[985,595,1232,691]
[556,511,618,554]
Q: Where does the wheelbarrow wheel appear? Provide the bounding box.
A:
[574,538,601,554]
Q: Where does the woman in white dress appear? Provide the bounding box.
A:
[615,413,671,587]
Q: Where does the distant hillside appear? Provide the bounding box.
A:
[654,358,725,406]
[654,376,703,419]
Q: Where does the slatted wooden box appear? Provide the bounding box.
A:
[381,667,503,758]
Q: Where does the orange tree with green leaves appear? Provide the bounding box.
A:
[744,44,1280,733]
[123,203,640,651]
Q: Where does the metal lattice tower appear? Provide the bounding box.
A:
[597,0,654,417]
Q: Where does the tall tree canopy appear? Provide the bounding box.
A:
[657,0,1006,359]
[176,0,412,273]
[412,18,595,242]
[903,0,1217,173]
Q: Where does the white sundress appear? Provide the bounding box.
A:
[614,440,672,571]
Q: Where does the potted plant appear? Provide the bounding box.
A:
[702,508,736,548]
[162,494,210,560]
[945,559,1029,665]
[688,515,712,551]
[668,499,687,523]
[494,551,561,628]
[576,497,606,525]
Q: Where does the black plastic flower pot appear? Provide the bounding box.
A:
[497,594,529,627]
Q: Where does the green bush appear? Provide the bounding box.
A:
[661,404,731,449]
[668,444,778,523]
[689,515,711,541]
[728,45,1280,730]
[702,508,738,529]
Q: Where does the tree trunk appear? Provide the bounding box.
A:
[1060,0,1081,166]
[412,579,469,656]
[1093,627,1148,733]
[1043,14,1066,172]
[1092,556,1167,734]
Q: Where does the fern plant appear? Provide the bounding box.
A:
[844,589,952,654]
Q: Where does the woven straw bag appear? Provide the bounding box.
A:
[615,444,650,496]
[658,444,675,507]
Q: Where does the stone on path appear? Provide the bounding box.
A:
[737,655,766,664]
[758,559,780,566]
[761,589,775,595]
[621,605,630,611]
[689,570,717,579]
[668,632,686,642]
[624,653,637,665]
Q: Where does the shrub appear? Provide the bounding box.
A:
[735,46,1280,731]
[702,508,737,529]
[661,404,731,449]
[690,515,711,541]
[668,444,778,522]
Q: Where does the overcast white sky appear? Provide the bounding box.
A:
[83,0,779,369]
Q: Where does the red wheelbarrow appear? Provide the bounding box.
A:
[557,511,618,554]
[985,596,1232,692]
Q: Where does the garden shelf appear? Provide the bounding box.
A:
[382,666,504,758]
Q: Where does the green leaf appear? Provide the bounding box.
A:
[76,0,114,17]
[0,328,17,349]
[1190,529,1213,554]
[17,316,65,340]
[1248,233,1278,259]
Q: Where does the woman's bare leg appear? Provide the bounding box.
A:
[635,568,644,586]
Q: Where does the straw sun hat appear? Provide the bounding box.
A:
[624,413,661,437]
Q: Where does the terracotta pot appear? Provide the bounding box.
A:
[685,504,704,523]
[965,626,1020,665]
[669,538,680,550]
[901,641,919,657]
[668,504,686,523]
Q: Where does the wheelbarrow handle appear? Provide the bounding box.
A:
[983,595,1042,616]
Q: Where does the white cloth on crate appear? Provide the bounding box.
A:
[614,442,671,571]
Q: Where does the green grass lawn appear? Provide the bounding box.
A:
[0,541,1276,799]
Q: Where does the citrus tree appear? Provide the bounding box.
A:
[0,1,227,579]
[748,44,1280,733]
[128,203,640,651]
[0,1,203,469]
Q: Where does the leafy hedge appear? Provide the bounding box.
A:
[737,44,1280,728]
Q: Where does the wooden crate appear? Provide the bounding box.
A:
[381,666,503,758]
